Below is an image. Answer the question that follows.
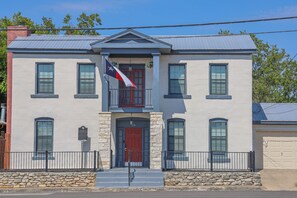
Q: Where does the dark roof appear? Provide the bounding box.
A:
[253,103,297,124]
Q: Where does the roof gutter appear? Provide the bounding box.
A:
[7,49,95,54]
[253,120,297,125]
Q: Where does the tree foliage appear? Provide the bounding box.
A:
[219,29,297,102]
[62,13,101,35]
[0,12,102,97]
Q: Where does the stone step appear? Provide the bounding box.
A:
[96,182,128,188]
[133,172,163,177]
[96,177,128,182]
[132,177,163,183]
[130,182,164,187]
[95,168,164,188]
[99,168,161,173]
[97,172,128,177]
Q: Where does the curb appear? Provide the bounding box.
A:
[0,186,263,193]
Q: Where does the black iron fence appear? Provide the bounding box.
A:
[109,88,152,108]
[0,137,5,169]
[0,151,102,172]
[162,151,255,172]
[0,150,256,172]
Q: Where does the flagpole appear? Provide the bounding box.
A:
[107,74,110,109]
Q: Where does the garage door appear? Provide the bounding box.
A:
[262,133,297,169]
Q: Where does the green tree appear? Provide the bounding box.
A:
[219,29,297,102]
[34,17,60,35]
[0,12,35,96]
[0,12,102,98]
[62,13,101,35]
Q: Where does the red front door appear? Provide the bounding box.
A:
[125,128,142,163]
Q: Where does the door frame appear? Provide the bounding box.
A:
[118,64,145,108]
[115,117,150,168]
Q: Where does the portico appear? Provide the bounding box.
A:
[94,29,169,169]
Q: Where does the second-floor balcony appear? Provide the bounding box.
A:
[109,88,153,112]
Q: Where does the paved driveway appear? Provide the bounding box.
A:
[0,191,297,198]
[261,169,297,191]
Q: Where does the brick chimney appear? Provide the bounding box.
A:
[7,26,30,45]
[5,26,30,168]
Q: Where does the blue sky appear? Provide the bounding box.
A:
[1,0,297,57]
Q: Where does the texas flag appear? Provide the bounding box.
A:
[105,59,137,88]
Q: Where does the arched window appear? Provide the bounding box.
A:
[167,118,185,152]
[209,118,227,153]
[35,118,54,153]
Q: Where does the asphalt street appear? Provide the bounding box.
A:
[0,191,296,198]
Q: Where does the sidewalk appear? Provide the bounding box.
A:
[0,186,263,193]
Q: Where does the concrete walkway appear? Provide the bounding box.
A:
[261,169,297,191]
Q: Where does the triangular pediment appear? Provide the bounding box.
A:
[106,33,153,44]
[91,29,172,53]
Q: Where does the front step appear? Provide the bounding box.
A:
[96,168,164,188]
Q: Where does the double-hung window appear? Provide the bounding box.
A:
[209,119,228,154]
[210,65,227,95]
[168,119,185,153]
[78,64,96,94]
[35,118,54,153]
[37,63,54,94]
[169,64,186,95]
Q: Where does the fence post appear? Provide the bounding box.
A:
[93,150,97,172]
[110,150,113,169]
[45,150,48,172]
[249,151,253,172]
[163,151,167,171]
[252,151,256,172]
[210,151,213,172]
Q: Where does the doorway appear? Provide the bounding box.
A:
[116,118,150,168]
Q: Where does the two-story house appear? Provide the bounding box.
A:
[6,26,256,170]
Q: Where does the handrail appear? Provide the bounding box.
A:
[128,151,131,186]
[127,150,136,187]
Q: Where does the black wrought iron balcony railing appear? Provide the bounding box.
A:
[109,88,152,109]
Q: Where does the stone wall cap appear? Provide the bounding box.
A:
[150,112,163,115]
[98,112,112,115]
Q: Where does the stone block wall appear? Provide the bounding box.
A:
[0,172,95,188]
[164,172,261,186]
[98,112,112,169]
[150,112,163,169]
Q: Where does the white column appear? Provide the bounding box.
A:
[101,53,109,112]
[152,53,160,111]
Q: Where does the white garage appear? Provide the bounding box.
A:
[253,103,297,170]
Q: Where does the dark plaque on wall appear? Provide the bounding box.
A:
[78,126,88,141]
